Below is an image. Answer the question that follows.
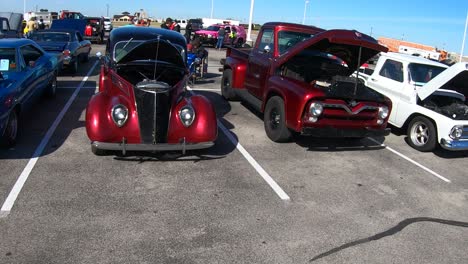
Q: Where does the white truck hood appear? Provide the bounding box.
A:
[418,62,468,101]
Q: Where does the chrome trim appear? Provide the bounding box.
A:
[91,140,214,153]
[323,104,378,115]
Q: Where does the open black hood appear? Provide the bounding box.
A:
[115,39,185,68]
[278,29,388,75]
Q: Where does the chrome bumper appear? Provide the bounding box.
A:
[440,138,468,151]
[91,140,214,155]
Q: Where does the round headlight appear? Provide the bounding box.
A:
[207,34,212,38]
[309,102,324,117]
[111,104,129,127]
[179,105,195,127]
[450,126,463,139]
[378,106,389,119]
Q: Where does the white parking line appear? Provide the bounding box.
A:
[0,61,99,218]
[368,138,451,183]
[187,86,290,201]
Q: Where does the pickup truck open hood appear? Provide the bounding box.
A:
[277,29,388,75]
[115,39,185,68]
[417,62,468,101]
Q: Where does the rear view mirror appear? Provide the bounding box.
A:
[263,45,271,53]
[96,52,102,58]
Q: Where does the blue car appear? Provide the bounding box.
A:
[0,38,59,147]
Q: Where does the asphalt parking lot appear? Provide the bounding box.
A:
[0,41,467,264]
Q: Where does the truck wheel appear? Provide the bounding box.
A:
[45,72,57,98]
[264,96,291,142]
[221,69,238,101]
[407,116,437,152]
[1,110,19,148]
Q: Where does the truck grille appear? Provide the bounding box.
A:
[462,126,468,139]
[323,104,378,120]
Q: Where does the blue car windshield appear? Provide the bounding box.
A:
[0,48,17,72]
[30,32,71,42]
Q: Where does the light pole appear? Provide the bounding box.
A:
[302,0,310,25]
[247,0,255,42]
[106,4,109,17]
[23,0,26,14]
[460,10,468,62]
[211,0,214,18]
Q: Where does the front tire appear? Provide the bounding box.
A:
[221,69,238,101]
[407,116,437,152]
[45,72,57,97]
[70,58,78,74]
[264,96,291,142]
[1,110,19,148]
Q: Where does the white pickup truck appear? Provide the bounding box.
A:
[356,52,468,151]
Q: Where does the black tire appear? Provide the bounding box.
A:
[236,38,244,48]
[82,52,89,63]
[221,69,238,101]
[264,96,291,142]
[70,58,78,74]
[407,116,437,152]
[91,144,107,156]
[45,72,57,98]
[1,110,19,148]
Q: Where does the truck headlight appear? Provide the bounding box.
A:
[111,104,128,127]
[179,105,195,127]
[378,106,389,119]
[449,125,463,139]
[207,34,212,38]
[309,102,323,117]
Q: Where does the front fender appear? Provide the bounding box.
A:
[167,95,218,144]
[85,92,141,143]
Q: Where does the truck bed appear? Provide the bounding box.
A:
[226,47,252,60]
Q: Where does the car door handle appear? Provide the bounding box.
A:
[371,78,378,82]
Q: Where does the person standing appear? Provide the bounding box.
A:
[216,26,225,50]
[229,27,237,46]
[38,19,46,30]
[26,17,37,34]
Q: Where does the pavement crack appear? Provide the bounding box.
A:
[309,217,468,262]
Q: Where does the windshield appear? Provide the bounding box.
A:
[113,40,144,62]
[29,32,71,42]
[1,19,8,31]
[278,30,315,54]
[408,63,446,83]
[206,26,220,31]
[0,48,17,72]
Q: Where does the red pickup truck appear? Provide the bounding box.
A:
[221,22,392,142]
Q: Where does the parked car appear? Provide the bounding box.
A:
[195,24,246,47]
[83,16,105,44]
[221,22,392,142]
[358,52,468,151]
[0,38,59,147]
[103,17,113,31]
[28,28,91,73]
[85,27,218,155]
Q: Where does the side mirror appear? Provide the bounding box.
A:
[263,45,271,53]
[96,52,102,59]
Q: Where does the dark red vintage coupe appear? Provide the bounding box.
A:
[85,27,218,155]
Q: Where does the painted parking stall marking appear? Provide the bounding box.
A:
[187,86,290,201]
[0,61,100,218]
[368,138,451,183]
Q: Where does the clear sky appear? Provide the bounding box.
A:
[3,0,468,53]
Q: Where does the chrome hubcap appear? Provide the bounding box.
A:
[270,109,280,129]
[410,121,429,146]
